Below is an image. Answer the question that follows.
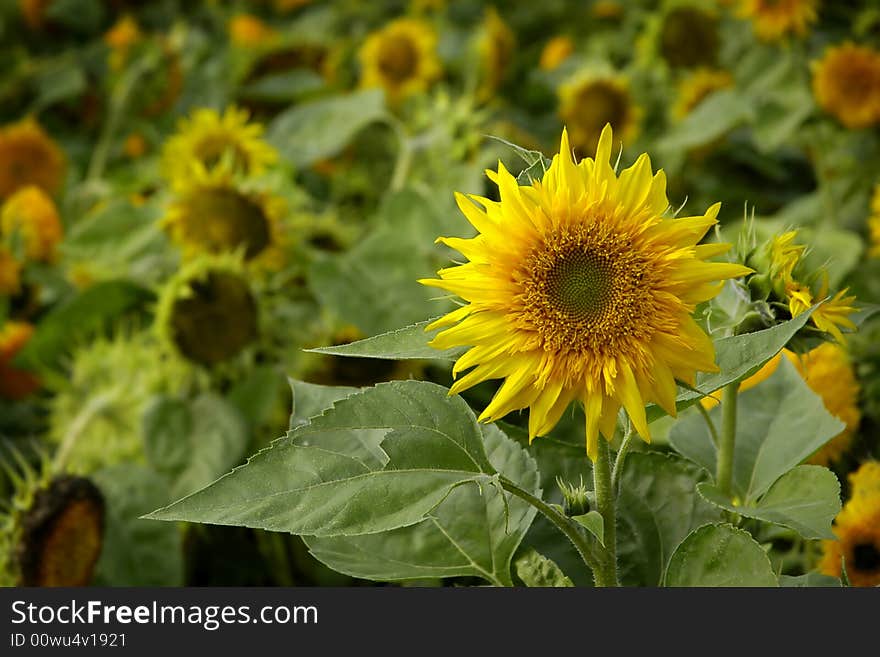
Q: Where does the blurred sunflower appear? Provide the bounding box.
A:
[672,68,733,120]
[156,257,260,368]
[0,117,65,200]
[228,13,279,48]
[421,125,751,459]
[540,36,574,72]
[161,106,278,188]
[475,7,516,102]
[0,321,40,400]
[162,177,286,268]
[658,5,719,69]
[870,183,880,257]
[812,42,880,129]
[0,248,22,296]
[738,0,818,41]
[850,462,880,500]
[104,14,143,71]
[1,185,63,263]
[359,18,441,105]
[558,72,639,156]
[592,1,623,20]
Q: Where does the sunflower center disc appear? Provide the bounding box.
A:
[853,542,880,572]
[377,35,418,82]
[546,250,613,321]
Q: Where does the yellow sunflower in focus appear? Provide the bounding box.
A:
[673,68,734,120]
[869,183,880,257]
[812,43,880,130]
[0,118,65,200]
[1,185,63,263]
[820,471,880,587]
[559,73,639,156]
[0,248,22,295]
[738,0,818,41]
[161,106,278,189]
[421,125,752,459]
[540,36,574,72]
[229,14,279,48]
[359,18,441,106]
[476,7,516,102]
[162,177,286,269]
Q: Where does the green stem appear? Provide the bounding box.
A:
[592,438,619,587]
[611,419,634,493]
[384,115,412,193]
[716,381,740,497]
[53,393,113,472]
[499,477,600,577]
[697,402,721,447]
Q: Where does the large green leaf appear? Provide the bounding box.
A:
[616,452,722,586]
[305,319,463,361]
[779,573,842,587]
[304,425,539,586]
[697,466,840,539]
[145,381,498,537]
[658,90,755,152]
[288,379,359,430]
[666,523,778,587]
[670,357,844,503]
[267,89,388,167]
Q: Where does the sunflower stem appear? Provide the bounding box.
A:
[592,438,619,587]
[611,418,634,493]
[697,402,721,447]
[716,380,740,497]
[498,476,601,580]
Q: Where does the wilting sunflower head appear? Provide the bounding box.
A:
[0,321,40,401]
[161,106,278,189]
[0,117,66,201]
[673,68,734,120]
[475,7,516,102]
[559,72,639,157]
[421,125,752,459]
[1,185,63,263]
[820,483,880,587]
[658,5,719,69]
[229,13,279,48]
[811,42,880,130]
[359,18,441,106]
[0,450,105,587]
[738,0,818,41]
[539,36,575,72]
[869,183,880,257]
[162,176,286,268]
[157,256,260,368]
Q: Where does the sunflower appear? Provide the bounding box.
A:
[870,183,880,257]
[19,0,51,30]
[558,73,640,156]
[359,18,441,105]
[162,176,286,268]
[104,15,143,71]
[0,248,22,296]
[658,6,719,69]
[0,321,40,400]
[820,471,880,587]
[738,0,818,41]
[476,7,516,102]
[229,13,279,48]
[672,68,734,120]
[849,461,880,500]
[540,36,574,72]
[161,106,278,189]
[1,185,63,263]
[812,43,880,130]
[156,256,260,367]
[421,126,752,459]
[0,117,66,200]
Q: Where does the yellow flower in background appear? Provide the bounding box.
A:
[791,344,861,466]
[658,6,719,69]
[229,13,279,47]
[162,177,286,269]
[0,321,40,400]
[540,36,574,72]
[161,106,278,189]
[869,183,880,257]
[104,15,143,71]
[359,18,441,105]
[0,118,65,200]
[592,1,623,20]
[421,125,752,459]
[476,7,516,101]
[123,132,148,159]
[19,0,51,30]
[559,73,639,156]
[1,186,63,263]
[849,462,880,500]
[812,42,880,129]
[738,0,818,41]
[0,248,22,295]
[673,68,734,120]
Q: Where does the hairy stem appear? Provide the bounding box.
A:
[592,438,619,587]
[716,381,740,497]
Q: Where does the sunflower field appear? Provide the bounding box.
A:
[1,0,879,590]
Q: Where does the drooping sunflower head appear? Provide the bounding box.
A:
[0,117,66,201]
[156,256,260,368]
[0,321,40,401]
[1,185,63,263]
[820,475,880,587]
[0,449,105,587]
[559,72,640,157]
[672,68,734,120]
[475,7,516,102]
[658,5,719,69]
[421,125,752,459]
[359,18,441,105]
[161,106,278,189]
[738,0,818,41]
[162,176,286,268]
[228,13,280,48]
[811,42,880,130]
[540,36,575,72]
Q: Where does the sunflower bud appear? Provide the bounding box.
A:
[557,476,590,517]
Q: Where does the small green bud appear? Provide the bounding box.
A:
[556,476,590,517]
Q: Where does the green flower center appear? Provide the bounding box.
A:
[546,250,614,321]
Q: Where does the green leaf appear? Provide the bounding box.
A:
[571,511,604,546]
[697,466,840,539]
[304,425,539,586]
[487,135,551,184]
[267,89,388,167]
[31,61,86,111]
[228,366,287,429]
[145,381,497,537]
[514,549,574,587]
[14,280,154,370]
[658,90,755,152]
[238,70,325,103]
[779,573,842,587]
[670,357,845,503]
[288,379,360,430]
[304,319,463,361]
[92,465,183,586]
[665,523,778,587]
[616,452,722,586]
[45,0,104,33]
